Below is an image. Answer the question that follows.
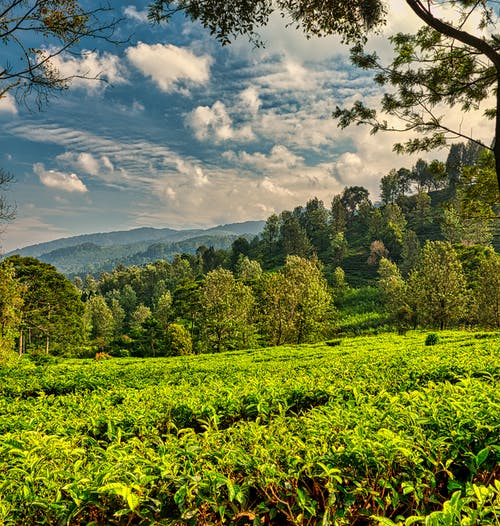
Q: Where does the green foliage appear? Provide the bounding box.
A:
[0,332,498,524]
[408,242,468,330]
[0,263,23,357]
[149,0,386,46]
[4,256,85,355]
[425,332,439,346]
[258,256,333,345]
[199,268,255,352]
[166,323,193,356]
[475,253,500,329]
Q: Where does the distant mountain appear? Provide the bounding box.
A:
[3,221,265,276]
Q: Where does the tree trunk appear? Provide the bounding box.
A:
[18,331,23,357]
[45,335,50,355]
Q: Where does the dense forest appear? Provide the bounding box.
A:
[0,142,499,360]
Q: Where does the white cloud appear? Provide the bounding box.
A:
[56,152,114,176]
[187,101,254,142]
[0,93,17,114]
[260,177,294,196]
[34,163,88,193]
[126,43,212,93]
[230,145,304,170]
[123,5,149,23]
[239,87,261,115]
[44,49,127,94]
[176,160,209,187]
[257,58,320,91]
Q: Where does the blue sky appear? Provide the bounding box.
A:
[0,1,493,252]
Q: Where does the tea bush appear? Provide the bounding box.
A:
[0,330,498,524]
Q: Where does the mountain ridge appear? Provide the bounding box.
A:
[3,220,266,276]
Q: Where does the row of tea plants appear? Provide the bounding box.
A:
[0,331,499,524]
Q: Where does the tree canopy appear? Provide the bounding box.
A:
[149,0,500,191]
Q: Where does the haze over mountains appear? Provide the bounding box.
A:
[3,221,265,277]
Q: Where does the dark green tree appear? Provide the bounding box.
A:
[301,197,331,259]
[0,263,23,355]
[5,256,85,354]
[230,236,251,271]
[279,211,312,259]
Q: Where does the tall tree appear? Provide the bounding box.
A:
[475,253,500,328]
[377,257,411,331]
[84,295,114,349]
[5,256,85,354]
[149,0,500,189]
[199,268,255,352]
[407,241,468,329]
[1,0,120,107]
[258,256,332,345]
[0,263,23,355]
[279,210,312,259]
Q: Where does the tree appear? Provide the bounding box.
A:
[235,255,262,282]
[199,268,255,352]
[149,0,500,190]
[334,4,500,190]
[458,150,500,216]
[367,240,389,266]
[330,194,348,235]
[446,141,485,191]
[166,323,193,356]
[301,197,331,259]
[340,186,370,225]
[407,241,468,329]
[258,256,332,345]
[84,295,114,349]
[230,236,251,271]
[154,290,173,329]
[5,255,85,354]
[380,169,401,205]
[400,229,421,276]
[1,1,120,107]
[441,204,493,246]
[0,263,23,355]
[130,304,152,333]
[279,210,312,259]
[283,256,333,343]
[377,257,412,331]
[475,253,500,328]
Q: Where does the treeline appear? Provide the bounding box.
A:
[0,254,334,357]
[0,143,498,359]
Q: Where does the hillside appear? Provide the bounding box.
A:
[3,221,265,276]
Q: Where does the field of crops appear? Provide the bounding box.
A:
[0,331,499,525]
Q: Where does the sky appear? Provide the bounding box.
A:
[0,0,495,253]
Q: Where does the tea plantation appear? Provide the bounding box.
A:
[0,331,499,525]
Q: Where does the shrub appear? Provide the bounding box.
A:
[425,332,440,346]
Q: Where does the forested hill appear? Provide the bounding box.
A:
[3,221,265,276]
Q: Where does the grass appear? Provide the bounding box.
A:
[0,331,499,524]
